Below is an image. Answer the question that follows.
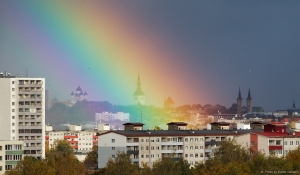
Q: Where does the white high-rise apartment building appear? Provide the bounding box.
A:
[0,73,45,158]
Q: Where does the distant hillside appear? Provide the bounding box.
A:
[46,101,170,129]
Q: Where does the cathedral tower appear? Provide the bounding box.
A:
[237,87,243,117]
[246,88,252,112]
[133,72,145,105]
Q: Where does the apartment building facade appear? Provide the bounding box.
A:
[45,125,98,160]
[98,122,260,168]
[236,123,300,157]
[95,112,130,123]
[0,140,24,174]
[0,74,45,158]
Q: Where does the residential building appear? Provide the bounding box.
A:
[45,125,98,161]
[236,122,300,157]
[0,140,24,174]
[98,122,262,168]
[0,73,45,158]
[95,112,130,123]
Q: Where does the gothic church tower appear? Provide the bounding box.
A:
[246,88,252,112]
[237,87,243,117]
[133,72,145,105]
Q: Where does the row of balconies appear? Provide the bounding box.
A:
[24,150,42,155]
[19,103,42,106]
[19,115,42,120]
[19,136,42,140]
[18,80,43,85]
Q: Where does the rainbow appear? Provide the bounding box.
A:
[0,1,211,128]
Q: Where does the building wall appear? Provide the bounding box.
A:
[98,133,126,168]
[0,78,45,158]
[0,78,13,140]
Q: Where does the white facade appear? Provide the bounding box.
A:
[95,112,130,122]
[0,77,45,158]
[237,123,250,130]
[98,131,234,168]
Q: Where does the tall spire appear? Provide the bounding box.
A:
[247,87,252,100]
[137,71,141,91]
[293,99,296,108]
[237,86,242,100]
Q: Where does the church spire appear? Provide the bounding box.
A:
[293,99,296,108]
[137,71,141,91]
[247,87,252,100]
[133,71,145,105]
[237,86,242,100]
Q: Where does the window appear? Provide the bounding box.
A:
[296,141,299,145]
[195,146,199,149]
[190,138,193,142]
[185,154,188,158]
[284,141,287,145]
[12,88,15,91]
[195,138,199,142]
[111,139,115,143]
[12,95,15,99]
[200,146,203,149]
[0,156,2,161]
[12,81,14,84]
[156,146,160,150]
[12,123,14,126]
[151,139,154,142]
[157,154,159,158]
[112,155,115,158]
[190,161,193,165]
[0,166,2,171]
[290,141,293,145]
[190,146,193,150]
[151,147,154,150]
[12,116,15,119]
[12,102,15,106]
[251,141,255,146]
[156,138,160,142]
[200,153,203,157]
[146,155,149,158]
[185,146,188,150]
[141,155,144,158]
[141,146,144,150]
[140,139,144,142]
[12,109,15,112]
[190,154,193,157]
[195,153,198,158]
[185,138,188,142]
[200,138,203,141]
[112,147,115,150]
[146,146,149,150]
[12,130,15,133]
[0,146,2,150]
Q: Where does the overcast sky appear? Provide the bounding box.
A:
[1,1,300,111]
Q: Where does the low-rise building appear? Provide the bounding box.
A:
[45,125,98,161]
[98,122,262,168]
[0,140,24,174]
[236,122,300,157]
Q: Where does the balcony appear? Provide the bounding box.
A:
[127,150,139,154]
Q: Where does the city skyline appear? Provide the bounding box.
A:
[1,1,300,111]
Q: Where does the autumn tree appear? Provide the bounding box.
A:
[6,139,85,175]
[104,151,138,175]
[84,145,98,169]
